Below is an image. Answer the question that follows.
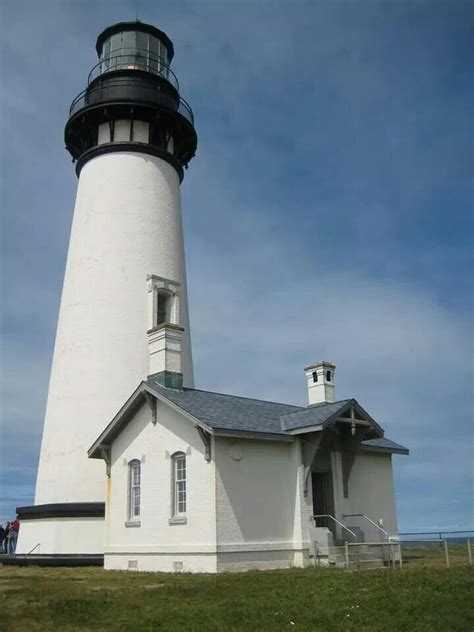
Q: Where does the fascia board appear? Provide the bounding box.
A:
[286,424,324,436]
[88,382,214,459]
[360,443,409,456]
[213,428,294,442]
[88,382,147,458]
[143,383,213,435]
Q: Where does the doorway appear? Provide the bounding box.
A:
[312,471,335,531]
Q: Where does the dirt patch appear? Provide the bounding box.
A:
[143,583,166,589]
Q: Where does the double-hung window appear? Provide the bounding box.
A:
[129,460,141,520]
[172,453,186,515]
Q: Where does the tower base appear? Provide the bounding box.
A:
[1,554,104,567]
[15,503,105,556]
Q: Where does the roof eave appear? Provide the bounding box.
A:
[213,427,294,442]
[88,382,214,459]
[286,424,324,436]
[360,443,409,456]
[88,382,148,459]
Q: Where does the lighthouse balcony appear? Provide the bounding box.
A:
[68,52,194,126]
[68,73,194,126]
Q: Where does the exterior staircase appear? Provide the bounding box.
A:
[310,514,401,570]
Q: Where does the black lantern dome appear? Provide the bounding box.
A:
[65,21,197,180]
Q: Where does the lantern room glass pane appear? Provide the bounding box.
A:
[99,30,170,80]
[149,35,159,74]
[136,31,149,72]
[110,32,122,52]
[102,38,111,71]
[122,31,136,68]
[108,33,122,70]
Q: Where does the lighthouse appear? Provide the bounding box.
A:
[16,21,197,559]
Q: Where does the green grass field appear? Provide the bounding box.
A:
[0,554,472,631]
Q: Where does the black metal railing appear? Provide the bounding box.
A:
[88,49,179,91]
[69,80,194,125]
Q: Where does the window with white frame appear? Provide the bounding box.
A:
[128,460,141,520]
[172,452,186,515]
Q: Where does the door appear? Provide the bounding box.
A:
[312,471,335,532]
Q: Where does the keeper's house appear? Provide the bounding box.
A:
[88,319,408,573]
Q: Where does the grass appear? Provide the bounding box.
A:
[0,554,472,631]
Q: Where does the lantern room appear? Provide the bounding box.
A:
[95,22,174,80]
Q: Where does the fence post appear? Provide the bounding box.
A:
[467,540,472,567]
[398,542,403,568]
[443,540,450,568]
[345,541,350,571]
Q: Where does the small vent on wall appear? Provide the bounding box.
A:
[173,561,184,572]
[128,560,138,570]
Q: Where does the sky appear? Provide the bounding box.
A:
[0,0,472,532]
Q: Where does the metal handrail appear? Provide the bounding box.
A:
[24,542,40,559]
[344,540,402,570]
[343,513,389,540]
[312,514,357,540]
[18,542,40,567]
[88,49,179,91]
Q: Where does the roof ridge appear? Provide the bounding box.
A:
[177,386,304,410]
[280,398,353,418]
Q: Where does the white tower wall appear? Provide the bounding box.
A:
[17,151,193,555]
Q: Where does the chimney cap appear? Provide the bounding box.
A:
[304,361,336,372]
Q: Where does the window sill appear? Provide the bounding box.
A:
[124,520,141,528]
[168,516,187,525]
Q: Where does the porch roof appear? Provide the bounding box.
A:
[360,438,409,455]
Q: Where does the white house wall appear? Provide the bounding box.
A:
[214,437,306,571]
[105,399,216,573]
[332,451,399,540]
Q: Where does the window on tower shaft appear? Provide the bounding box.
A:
[157,291,172,326]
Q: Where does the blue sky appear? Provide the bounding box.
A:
[0,0,472,532]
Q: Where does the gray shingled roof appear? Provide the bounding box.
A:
[147,378,302,435]
[281,399,353,430]
[145,379,407,453]
[89,378,409,456]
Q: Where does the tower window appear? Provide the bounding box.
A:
[326,370,331,382]
[312,371,318,383]
[157,291,172,325]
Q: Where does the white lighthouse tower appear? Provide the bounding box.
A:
[16,21,197,560]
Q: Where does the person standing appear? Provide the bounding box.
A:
[9,517,20,554]
[0,524,5,553]
[3,522,10,554]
